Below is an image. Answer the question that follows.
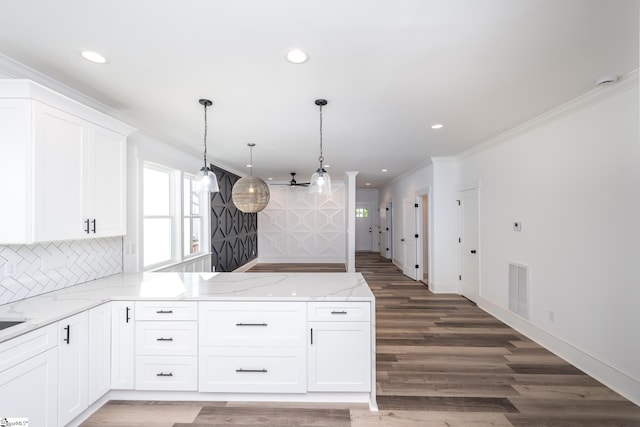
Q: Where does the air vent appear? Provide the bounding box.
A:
[509,262,529,319]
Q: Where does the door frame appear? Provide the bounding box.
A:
[355,202,373,251]
[415,187,431,287]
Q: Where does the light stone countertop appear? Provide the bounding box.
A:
[0,271,374,343]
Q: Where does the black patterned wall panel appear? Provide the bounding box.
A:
[210,165,258,272]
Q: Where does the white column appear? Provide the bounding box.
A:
[345,171,358,272]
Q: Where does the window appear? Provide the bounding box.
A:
[143,165,173,268]
[142,164,207,270]
[355,207,369,218]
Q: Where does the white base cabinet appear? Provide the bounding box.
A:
[58,310,89,426]
[0,324,58,426]
[111,301,135,389]
[88,303,112,404]
[308,321,371,392]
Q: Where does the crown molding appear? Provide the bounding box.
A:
[457,69,639,160]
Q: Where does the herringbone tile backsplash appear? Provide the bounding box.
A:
[0,237,122,305]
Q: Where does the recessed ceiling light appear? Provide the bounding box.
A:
[246,164,253,168]
[365,183,371,186]
[324,164,330,168]
[431,123,444,130]
[381,169,388,172]
[286,49,309,64]
[268,177,273,181]
[80,50,107,64]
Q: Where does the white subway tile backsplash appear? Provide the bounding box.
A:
[0,237,122,305]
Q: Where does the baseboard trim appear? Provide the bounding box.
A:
[233,258,259,272]
[477,296,640,406]
[257,257,345,264]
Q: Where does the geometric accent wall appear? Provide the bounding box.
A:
[0,236,122,306]
[258,182,345,263]
[210,165,258,272]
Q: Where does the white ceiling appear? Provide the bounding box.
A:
[0,0,637,187]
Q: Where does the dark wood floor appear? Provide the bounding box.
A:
[83,252,640,426]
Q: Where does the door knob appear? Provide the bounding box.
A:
[470,250,477,254]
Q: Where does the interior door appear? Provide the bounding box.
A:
[355,203,372,251]
[403,199,419,281]
[460,188,479,302]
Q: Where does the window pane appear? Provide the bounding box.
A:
[144,218,172,266]
[184,218,202,256]
[183,178,190,216]
[144,167,170,216]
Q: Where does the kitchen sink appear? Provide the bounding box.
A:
[0,320,25,330]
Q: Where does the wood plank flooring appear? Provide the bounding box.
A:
[82,252,640,426]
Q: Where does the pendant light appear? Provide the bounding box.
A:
[309,99,331,195]
[232,143,270,213]
[195,98,219,193]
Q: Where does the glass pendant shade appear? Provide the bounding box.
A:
[308,168,331,195]
[232,176,270,213]
[196,166,219,193]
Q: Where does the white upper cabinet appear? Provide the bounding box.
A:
[0,79,135,243]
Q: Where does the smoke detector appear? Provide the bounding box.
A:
[596,75,618,86]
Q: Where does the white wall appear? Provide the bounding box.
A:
[457,75,640,404]
[356,188,380,252]
[258,183,346,263]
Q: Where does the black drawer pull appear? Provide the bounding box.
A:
[235,323,268,326]
[235,369,267,373]
[331,311,348,315]
[156,337,174,341]
[156,372,173,377]
[156,310,174,314]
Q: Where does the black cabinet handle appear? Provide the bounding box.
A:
[401,238,405,242]
[331,311,347,315]
[310,328,313,345]
[84,219,90,234]
[156,310,173,314]
[125,306,131,323]
[91,219,96,233]
[156,372,173,377]
[235,323,268,326]
[235,369,267,373]
[156,337,174,341]
[63,325,70,344]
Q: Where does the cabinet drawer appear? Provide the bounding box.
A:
[307,302,370,322]
[135,301,197,321]
[199,302,306,347]
[199,347,306,393]
[136,321,197,355]
[0,323,57,373]
[135,356,197,391]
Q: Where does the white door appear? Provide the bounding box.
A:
[383,202,392,259]
[403,199,419,281]
[355,203,373,251]
[460,188,480,302]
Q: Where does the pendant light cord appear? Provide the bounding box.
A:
[318,103,324,166]
[203,103,209,169]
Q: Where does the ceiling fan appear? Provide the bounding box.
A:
[273,172,310,187]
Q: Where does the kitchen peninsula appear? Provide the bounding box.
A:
[0,272,376,426]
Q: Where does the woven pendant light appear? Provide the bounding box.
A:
[232,143,270,213]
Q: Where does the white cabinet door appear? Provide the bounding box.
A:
[308,321,371,392]
[0,347,58,426]
[88,303,111,404]
[33,101,87,241]
[111,301,135,389]
[58,310,89,426]
[85,124,127,237]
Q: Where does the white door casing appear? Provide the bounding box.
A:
[460,188,480,302]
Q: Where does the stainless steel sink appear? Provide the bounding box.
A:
[0,320,25,330]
